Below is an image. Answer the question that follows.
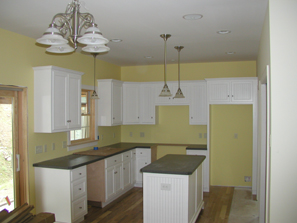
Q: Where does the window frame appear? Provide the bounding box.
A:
[67,85,98,151]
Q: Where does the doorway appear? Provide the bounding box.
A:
[0,87,28,211]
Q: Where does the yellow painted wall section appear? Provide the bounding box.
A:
[121,61,257,81]
[157,146,187,160]
[210,105,253,187]
[0,28,121,208]
[121,106,207,145]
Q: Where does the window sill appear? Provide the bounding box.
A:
[67,139,99,152]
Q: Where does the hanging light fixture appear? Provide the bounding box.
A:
[159,34,172,97]
[91,53,99,99]
[173,46,185,98]
[36,0,110,54]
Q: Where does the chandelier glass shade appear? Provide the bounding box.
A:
[159,34,172,97]
[173,46,185,98]
[36,0,110,54]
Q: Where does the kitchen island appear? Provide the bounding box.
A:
[141,154,205,223]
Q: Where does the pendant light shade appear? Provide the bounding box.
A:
[91,53,99,100]
[159,34,172,97]
[173,46,185,98]
[46,43,75,53]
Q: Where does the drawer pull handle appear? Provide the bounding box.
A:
[67,120,71,123]
[79,173,82,175]
[123,168,125,170]
[140,152,142,154]
[79,207,82,209]
[126,155,129,157]
[145,162,147,164]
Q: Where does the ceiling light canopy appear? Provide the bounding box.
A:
[217,30,231,34]
[36,0,110,54]
[183,14,203,20]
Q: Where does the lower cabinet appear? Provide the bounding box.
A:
[35,166,87,223]
[135,148,151,187]
[105,163,123,201]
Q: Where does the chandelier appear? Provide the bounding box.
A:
[36,0,110,54]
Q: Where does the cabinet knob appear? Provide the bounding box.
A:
[114,171,117,174]
[126,155,129,157]
[151,117,153,119]
[79,173,82,175]
[67,120,71,123]
[145,162,147,164]
[113,117,115,120]
[114,160,117,162]
[191,117,193,119]
[140,152,142,154]
[138,117,139,119]
[123,168,125,170]
[79,188,82,190]
[79,207,82,209]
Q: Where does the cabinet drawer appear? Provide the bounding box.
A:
[105,154,122,168]
[71,166,86,182]
[136,149,150,157]
[122,151,132,162]
[131,149,136,159]
[72,195,87,221]
[71,177,87,201]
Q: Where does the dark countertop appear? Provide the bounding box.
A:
[141,154,206,175]
[32,154,105,170]
[33,143,207,170]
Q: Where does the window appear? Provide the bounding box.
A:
[68,88,97,150]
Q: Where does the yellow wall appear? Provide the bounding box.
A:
[210,105,253,187]
[0,28,121,207]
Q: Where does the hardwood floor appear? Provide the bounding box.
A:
[81,186,234,223]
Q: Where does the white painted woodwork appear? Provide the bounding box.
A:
[134,148,151,187]
[33,66,83,133]
[123,82,156,125]
[189,81,207,125]
[97,79,123,126]
[186,150,208,192]
[206,77,258,195]
[131,149,137,185]
[35,165,87,223]
[143,164,203,223]
[123,160,132,190]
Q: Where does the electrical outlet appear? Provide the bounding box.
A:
[140,132,145,137]
[204,133,207,138]
[199,133,202,138]
[52,143,55,150]
[130,132,133,137]
[35,146,43,154]
[101,135,103,140]
[161,183,171,191]
[244,176,251,182]
[113,132,115,138]
[234,133,238,139]
[63,141,67,149]
[44,144,47,152]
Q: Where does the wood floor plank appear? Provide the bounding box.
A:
[82,186,234,223]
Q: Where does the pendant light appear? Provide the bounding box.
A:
[173,46,185,98]
[91,53,99,99]
[159,34,172,97]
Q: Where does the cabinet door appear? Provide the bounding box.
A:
[140,84,156,124]
[114,163,122,195]
[122,161,131,190]
[105,166,115,200]
[135,157,150,183]
[208,81,231,103]
[190,82,207,125]
[68,74,81,130]
[112,82,123,125]
[123,83,140,124]
[231,81,254,102]
[131,150,136,185]
[52,71,68,131]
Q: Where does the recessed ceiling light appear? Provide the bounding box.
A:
[217,30,231,34]
[144,56,153,59]
[225,51,236,55]
[183,14,203,20]
[110,39,122,43]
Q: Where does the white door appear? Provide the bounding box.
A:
[112,83,122,125]
[123,83,140,124]
[122,161,131,189]
[114,163,122,194]
[105,166,115,200]
[68,74,81,130]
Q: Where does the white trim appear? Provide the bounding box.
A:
[67,84,98,151]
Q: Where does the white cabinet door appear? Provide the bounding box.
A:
[131,150,136,185]
[123,160,131,190]
[207,81,231,103]
[140,84,156,124]
[189,81,207,125]
[34,66,83,133]
[97,79,123,126]
[231,81,254,102]
[114,163,122,195]
[105,166,115,200]
[123,83,140,124]
[135,148,151,187]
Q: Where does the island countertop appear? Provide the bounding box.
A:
[141,154,206,175]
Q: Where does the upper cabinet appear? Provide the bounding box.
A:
[33,66,83,133]
[154,81,191,105]
[97,79,123,126]
[123,82,156,125]
[189,81,207,125]
[206,78,257,104]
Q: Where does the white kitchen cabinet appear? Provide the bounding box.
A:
[189,81,207,125]
[186,149,209,192]
[105,162,123,201]
[33,66,83,133]
[123,160,132,190]
[135,148,151,187]
[154,81,191,105]
[131,149,137,185]
[97,79,123,126]
[206,78,257,104]
[35,166,87,223]
[123,82,156,125]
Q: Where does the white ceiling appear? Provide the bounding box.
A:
[0,0,268,67]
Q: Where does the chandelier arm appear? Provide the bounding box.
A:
[51,13,73,37]
[78,13,95,33]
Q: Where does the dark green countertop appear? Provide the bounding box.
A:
[141,154,206,175]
